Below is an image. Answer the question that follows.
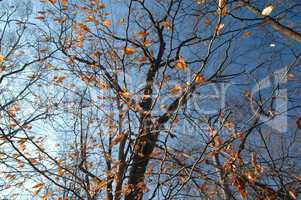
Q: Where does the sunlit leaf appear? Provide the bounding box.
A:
[176,56,187,70]
[79,23,90,32]
[218,0,227,16]
[124,47,136,55]
[215,23,224,35]
[103,19,111,28]
[138,31,149,39]
[61,0,68,6]
[32,182,45,189]
[261,5,274,16]
[195,74,205,84]
[48,0,57,4]
[170,85,182,94]
[0,55,5,62]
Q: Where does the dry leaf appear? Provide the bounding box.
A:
[138,31,148,39]
[35,16,45,20]
[135,56,147,62]
[103,19,111,28]
[218,0,227,16]
[195,74,205,84]
[176,56,187,70]
[61,0,68,6]
[79,23,90,32]
[111,133,125,146]
[48,0,57,4]
[163,20,172,30]
[215,23,224,35]
[33,182,45,189]
[124,47,136,55]
[243,31,252,37]
[261,5,274,16]
[0,55,5,62]
[170,85,182,94]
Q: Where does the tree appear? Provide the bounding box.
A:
[0,0,301,199]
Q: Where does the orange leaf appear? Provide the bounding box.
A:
[58,166,63,176]
[135,56,147,62]
[138,31,148,39]
[103,19,111,28]
[170,85,182,94]
[33,182,45,189]
[86,15,95,22]
[48,0,57,4]
[195,74,205,84]
[61,0,68,6]
[79,23,90,32]
[0,55,5,62]
[176,56,187,70]
[163,20,172,30]
[143,39,152,47]
[124,47,136,55]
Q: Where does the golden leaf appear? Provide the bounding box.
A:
[176,56,187,70]
[86,15,95,22]
[215,23,224,35]
[243,31,252,37]
[170,85,182,94]
[261,5,273,16]
[103,19,111,28]
[217,0,227,16]
[0,55,5,62]
[143,39,152,47]
[61,0,68,6]
[19,143,26,152]
[58,165,63,176]
[97,82,110,90]
[163,20,172,30]
[195,74,205,84]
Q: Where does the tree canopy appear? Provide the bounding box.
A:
[0,0,300,199]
